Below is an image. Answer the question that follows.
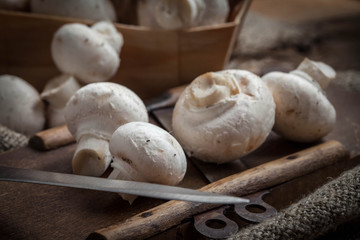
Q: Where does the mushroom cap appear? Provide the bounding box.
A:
[65,82,148,141]
[172,70,275,163]
[30,0,117,22]
[137,0,197,29]
[153,0,204,29]
[137,0,229,30]
[262,71,336,142]
[51,23,120,84]
[91,21,124,54]
[0,75,45,135]
[109,122,187,185]
[197,0,229,26]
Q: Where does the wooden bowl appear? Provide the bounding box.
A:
[0,0,251,99]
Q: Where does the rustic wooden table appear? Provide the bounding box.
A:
[1,1,360,239]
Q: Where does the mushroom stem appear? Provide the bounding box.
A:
[41,74,81,127]
[108,163,145,204]
[46,107,66,128]
[290,58,336,90]
[72,135,112,176]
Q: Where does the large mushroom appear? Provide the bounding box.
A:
[30,0,117,22]
[0,75,45,136]
[65,82,148,176]
[172,70,275,164]
[262,58,336,142]
[108,121,187,203]
[137,0,229,30]
[51,21,123,84]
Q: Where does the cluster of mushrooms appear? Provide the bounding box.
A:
[0,18,190,203]
[172,58,336,163]
[64,57,336,204]
[0,0,230,30]
[0,19,122,132]
[0,0,337,203]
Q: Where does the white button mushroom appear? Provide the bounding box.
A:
[0,75,45,136]
[262,58,336,142]
[197,0,230,27]
[172,70,276,164]
[40,74,81,128]
[137,0,229,30]
[30,0,117,22]
[108,121,187,203]
[65,82,149,176]
[51,22,122,84]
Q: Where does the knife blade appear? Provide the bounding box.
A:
[0,166,248,204]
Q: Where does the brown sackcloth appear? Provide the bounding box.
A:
[227,164,360,240]
[0,124,28,153]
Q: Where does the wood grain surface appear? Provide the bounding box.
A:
[89,140,349,240]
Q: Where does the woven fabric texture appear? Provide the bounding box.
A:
[227,164,360,240]
[0,124,28,153]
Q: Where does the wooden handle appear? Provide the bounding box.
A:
[88,140,349,240]
[28,125,75,151]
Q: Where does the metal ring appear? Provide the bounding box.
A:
[234,190,278,223]
[194,206,239,239]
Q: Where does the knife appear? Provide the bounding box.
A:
[0,166,248,204]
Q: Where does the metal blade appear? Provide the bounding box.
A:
[0,166,248,204]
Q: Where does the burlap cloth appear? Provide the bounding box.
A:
[227,164,360,240]
[0,124,28,153]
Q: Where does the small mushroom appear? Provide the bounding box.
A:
[51,22,122,84]
[40,74,81,128]
[108,121,187,203]
[172,70,275,164]
[196,0,230,27]
[91,21,124,54]
[65,82,148,176]
[137,0,229,30]
[30,0,117,22]
[0,75,45,135]
[262,58,336,142]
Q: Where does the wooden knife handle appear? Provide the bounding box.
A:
[88,140,349,240]
[28,125,75,151]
